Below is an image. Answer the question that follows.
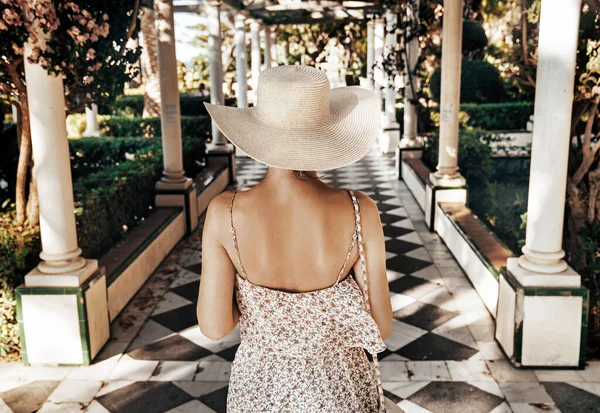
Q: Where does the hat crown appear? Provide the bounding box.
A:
[255,66,331,128]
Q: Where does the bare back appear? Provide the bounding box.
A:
[227,183,359,293]
[197,170,392,342]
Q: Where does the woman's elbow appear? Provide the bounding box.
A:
[198,323,229,341]
[378,317,393,341]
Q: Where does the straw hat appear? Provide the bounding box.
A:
[203,65,380,171]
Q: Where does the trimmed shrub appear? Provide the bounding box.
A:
[425,101,534,131]
[100,116,211,140]
[0,219,40,359]
[98,94,236,117]
[429,60,505,104]
[462,20,488,56]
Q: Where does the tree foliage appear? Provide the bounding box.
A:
[0,0,141,227]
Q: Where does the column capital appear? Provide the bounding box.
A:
[250,19,262,29]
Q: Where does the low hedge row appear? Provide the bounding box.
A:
[67,114,212,140]
[69,135,207,181]
[97,94,236,117]
[396,101,534,134]
[102,116,211,139]
[1,132,207,358]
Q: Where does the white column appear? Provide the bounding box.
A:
[269,26,277,66]
[83,104,101,137]
[263,25,272,69]
[155,0,188,185]
[431,0,465,185]
[366,19,375,89]
[380,9,400,153]
[235,15,248,109]
[23,43,97,285]
[250,20,261,103]
[373,17,385,108]
[206,0,226,146]
[516,0,582,277]
[401,0,421,147]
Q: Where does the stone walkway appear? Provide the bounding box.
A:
[1,151,599,413]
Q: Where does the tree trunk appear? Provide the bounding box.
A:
[26,171,39,227]
[14,92,31,226]
[520,0,529,65]
[141,7,161,118]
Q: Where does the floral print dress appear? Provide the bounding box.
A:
[226,189,387,412]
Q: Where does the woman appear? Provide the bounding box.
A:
[197,65,395,412]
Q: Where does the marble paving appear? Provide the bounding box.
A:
[0,151,599,413]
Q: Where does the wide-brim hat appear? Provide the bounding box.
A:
[204,65,380,171]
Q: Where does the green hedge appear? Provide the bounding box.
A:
[101,116,211,139]
[400,101,534,134]
[1,131,207,359]
[98,94,236,117]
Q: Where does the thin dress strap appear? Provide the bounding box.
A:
[229,190,249,281]
[334,190,359,285]
[348,190,387,413]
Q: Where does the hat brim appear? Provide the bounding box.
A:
[203,86,380,171]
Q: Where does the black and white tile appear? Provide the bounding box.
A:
[1,150,599,413]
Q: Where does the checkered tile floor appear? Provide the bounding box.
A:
[1,150,599,413]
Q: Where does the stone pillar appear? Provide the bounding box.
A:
[154,0,198,231]
[205,0,237,182]
[235,15,248,109]
[432,0,464,182]
[424,0,467,230]
[155,0,188,186]
[23,47,95,283]
[373,17,385,109]
[269,26,278,66]
[83,103,101,137]
[250,20,261,103]
[206,0,226,146]
[263,25,272,69]
[495,0,587,368]
[18,30,108,367]
[366,19,375,89]
[401,0,421,148]
[380,9,400,154]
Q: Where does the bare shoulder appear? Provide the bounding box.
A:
[204,190,237,240]
[352,190,382,228]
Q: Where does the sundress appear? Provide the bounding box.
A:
[226,189,387,412]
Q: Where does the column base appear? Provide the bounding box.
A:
[395,146,424,180]
[425,172,467,230]
[155,177,198,234]
[25,259,99,287]
[399,136,424,149]
[207,143,236,184]
[82,128,101,137]
[17,267,110,366]
[379,120,400,154]
[495,260,588,368]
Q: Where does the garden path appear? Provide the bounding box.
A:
[0,151,599,413]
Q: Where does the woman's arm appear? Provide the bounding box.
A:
[196,192,240,341]
[352,191,393,340]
